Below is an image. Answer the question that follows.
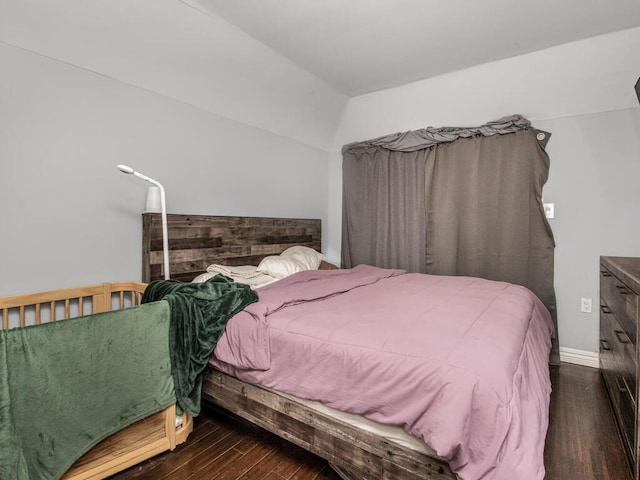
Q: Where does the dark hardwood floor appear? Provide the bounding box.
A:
[544,363,629,480]
[109,363,629,480]
[108,405,341,480]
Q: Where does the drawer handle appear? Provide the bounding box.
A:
[600,305,612,314]
[614,329,631,344]
[601,270,612,277]
[600,340,611,351]
[616,375,628,394]
[615,284,631,295]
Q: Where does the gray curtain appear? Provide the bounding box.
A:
[342,148,426,272]
[342,115,559,364]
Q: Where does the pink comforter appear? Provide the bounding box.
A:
[210,265,553,480]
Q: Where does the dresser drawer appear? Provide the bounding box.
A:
[601,308,636,463]
[601,306,637,402]
[601,266,638,349]
[615,369,637,464]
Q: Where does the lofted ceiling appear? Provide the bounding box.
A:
[183,0,640,96]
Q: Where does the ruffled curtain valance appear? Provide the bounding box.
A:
[342,114,532,154]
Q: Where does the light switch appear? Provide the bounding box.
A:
[543,203,554,219]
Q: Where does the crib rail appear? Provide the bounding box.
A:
[0,282,147,330]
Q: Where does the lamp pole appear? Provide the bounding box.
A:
[117,165,170,280]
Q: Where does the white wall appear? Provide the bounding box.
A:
[0,0,349,296]
[334,27,640,146]
[0,42,338,295]
[0,0,347,151]
[539,109,640,352]
[330,27,640,353]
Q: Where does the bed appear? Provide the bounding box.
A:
[0,282,193,480]
[142,212,554,480]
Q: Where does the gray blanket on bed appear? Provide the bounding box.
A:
[0,301,175,480]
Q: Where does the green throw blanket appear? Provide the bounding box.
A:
[142,275,258,417]
[0,301,175,480]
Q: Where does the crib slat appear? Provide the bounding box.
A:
[0,282,147,329]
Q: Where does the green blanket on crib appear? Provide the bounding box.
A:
[0,301,175,480]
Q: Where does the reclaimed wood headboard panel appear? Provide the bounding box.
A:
[142,213,322,282]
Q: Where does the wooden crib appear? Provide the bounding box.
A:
[0,282,193,480]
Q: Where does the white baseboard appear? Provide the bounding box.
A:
[559,347,599,369]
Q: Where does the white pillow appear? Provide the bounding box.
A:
[257,246,324,279]
[257,256,308,279]
[280,246,323,270]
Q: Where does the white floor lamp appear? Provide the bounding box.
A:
[117,165,170,280]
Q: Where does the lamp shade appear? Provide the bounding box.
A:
[145,186,162,213]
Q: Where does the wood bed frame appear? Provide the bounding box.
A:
[0,282,193,480]
[142,213,456,480]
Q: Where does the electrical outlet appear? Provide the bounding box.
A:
[581,297,592,313]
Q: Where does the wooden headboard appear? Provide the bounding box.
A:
[142,213,322,282]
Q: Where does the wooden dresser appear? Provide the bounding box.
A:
[600,256,640,478]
